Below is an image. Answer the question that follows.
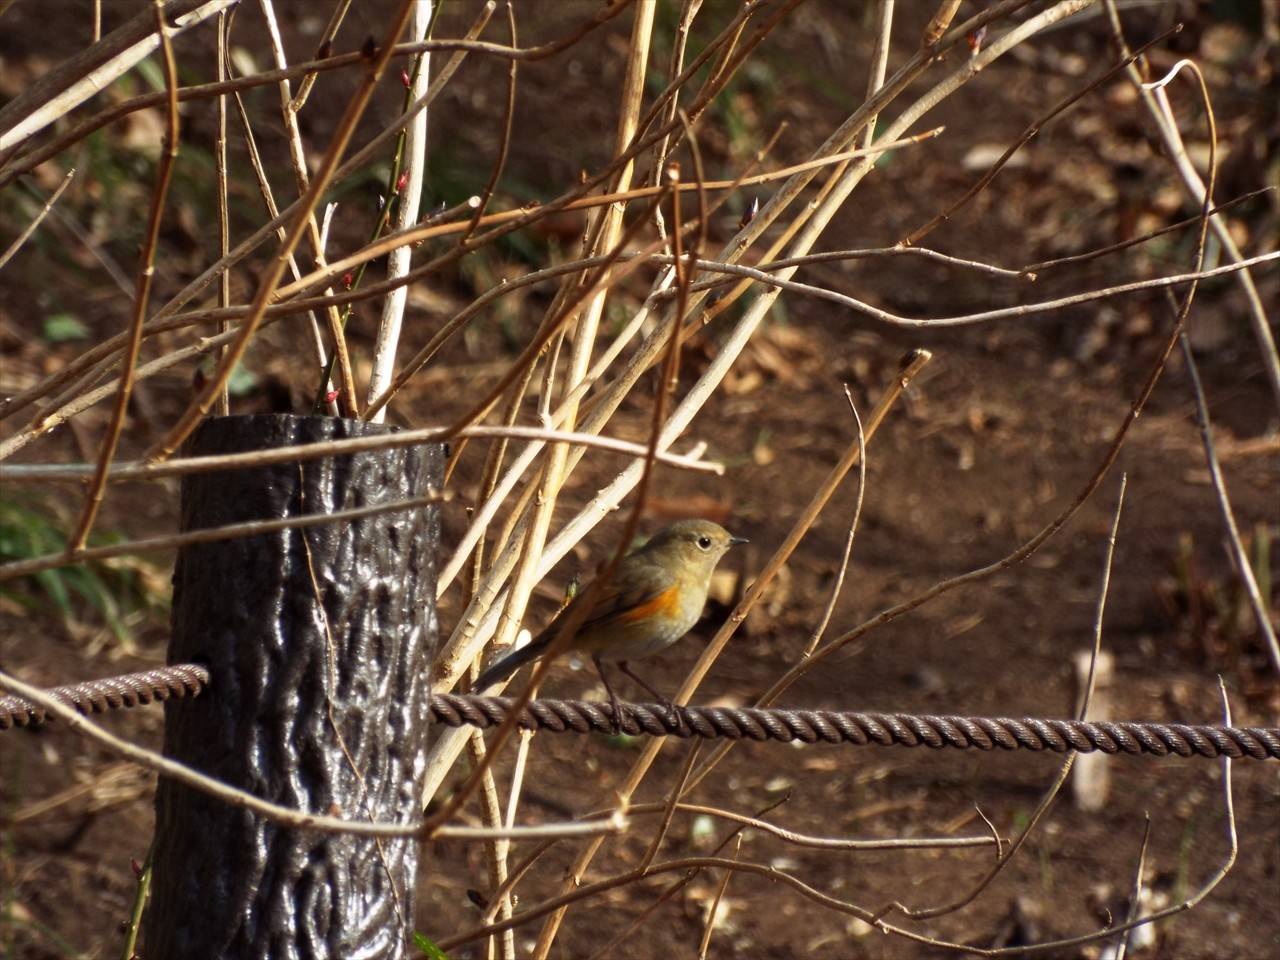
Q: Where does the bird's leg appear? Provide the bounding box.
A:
[618,661,679,727]
[593,654,624,735]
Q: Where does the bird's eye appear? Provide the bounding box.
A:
[697,536,712,549]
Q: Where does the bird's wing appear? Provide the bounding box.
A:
[539,560,677,641]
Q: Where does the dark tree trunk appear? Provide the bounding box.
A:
[144,414,442,959]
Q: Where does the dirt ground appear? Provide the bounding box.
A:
[2,2,1278,958]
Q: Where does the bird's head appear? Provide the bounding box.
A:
[641,518,748,578]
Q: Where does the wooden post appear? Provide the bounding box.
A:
[1072,649,1114,812]
[143,414,442,958]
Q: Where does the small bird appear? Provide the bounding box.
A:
[473,519,747,727]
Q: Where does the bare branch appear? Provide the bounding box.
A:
[67,0,182,552]
[1178,329,1280,673]
[0,424,722,485]
[0,492,447,583]
[0,166,75,270]
[0,0,235,152]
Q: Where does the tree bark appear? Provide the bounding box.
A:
[144,414,442,959]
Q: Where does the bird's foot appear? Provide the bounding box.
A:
[608,690,626,736]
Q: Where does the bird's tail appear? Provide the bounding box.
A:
[473,636,551,692]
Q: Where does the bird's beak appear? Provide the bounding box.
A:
[729,536,749,546]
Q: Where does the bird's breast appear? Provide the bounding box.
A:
[589,581,707,661]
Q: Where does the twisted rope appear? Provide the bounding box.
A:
[0,663,210,729]
[438,695,1280,760]
[3,664,1276,761]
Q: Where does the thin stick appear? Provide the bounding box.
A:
[428,2,665,842]
[638,741,703,874]
[1114,815,1152,960]
[63,0,853,345]
[221,27,334,405]
[1021,187,1274,274]
[367,0,434,421]
[431,819,627,842]
[236,131,944,310]
[648,0,705,183]
[144,0,419,462]
[861,0,895,154]
[0,667,626,842]
[530,351,932,956]
[671,244,1025,283]
[871,475,1127,924]
[585,804,771,960]
[0,166,75,270]
[434,706,1239,960]
[902,24,1177,247]
[257,0,359,416]
[435,272,676,597]
[0,0,235,152]
[67,0,181,552]
[803,388,866,657]
[0,425,721,485]
[214,10,230,417]
[640,802,1000,851]
[0,0,636,186]
[682,61,1219,791]
[462,0,517,241]
[495,727,532,959]
[288,0,353,112]
[118,842,153,960]
[425,6,1049,809]
[0,134,922,431]
[698,836,739,960]
[0,492,446,583]
[648,251,1280,330]
[1104,0,1280,410]
[1179,330,1280,673]
[465,730,514,960]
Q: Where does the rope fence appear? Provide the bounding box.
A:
[3,663,1276,761]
